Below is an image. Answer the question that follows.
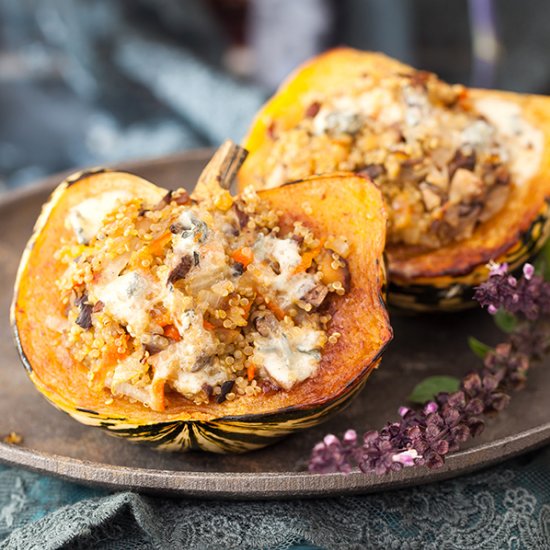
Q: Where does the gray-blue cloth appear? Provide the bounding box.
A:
[0,445,549,549]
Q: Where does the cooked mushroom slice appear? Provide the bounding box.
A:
[302,284,329,308]
[252,311,279,337]
[167,255,194,285]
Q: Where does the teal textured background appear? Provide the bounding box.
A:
[0,446,549,549]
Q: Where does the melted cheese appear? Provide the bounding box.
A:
[253,235,317,307]
[68,191,131,244]
[253,327,324,390]
[149,312,228,396]
[261,235,302,272]
[173,209,202,257]
[475,97,543,185]
[313,108,363,135]
[273,273,317,307]
[171,361,228,397]
[461,119,496,149]
[93,271,159,337]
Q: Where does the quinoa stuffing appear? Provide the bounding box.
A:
[261,69,541,249]
[55,185,349,412]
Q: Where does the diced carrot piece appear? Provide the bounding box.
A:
[148,231,172,256]
[163,324,181,341]
[247,363,256,382]
[241,301,252,319]
[293,245,323,274]
[203,319,216,331]
[129,231,173,270]
[266,300,285,321]
[152,309,171,327]
[231,247,254,267]
[90,338,128,389]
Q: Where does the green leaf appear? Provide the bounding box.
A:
[408,375,461,405]
[468,336,492,359]
[493,309,518,333]
[534,238,550,281]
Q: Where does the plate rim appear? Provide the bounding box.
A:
[0,147,216,209]
[0,422,548,499]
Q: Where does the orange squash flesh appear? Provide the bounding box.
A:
[11,168,391,449]
[239,48,550,310]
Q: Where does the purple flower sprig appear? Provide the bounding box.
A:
[309,262,549,475]
[474,262,550,320]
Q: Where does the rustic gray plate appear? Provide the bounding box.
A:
[0,149,549,499]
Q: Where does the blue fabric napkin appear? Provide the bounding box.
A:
[0,444,549,549]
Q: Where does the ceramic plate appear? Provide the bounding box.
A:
[0,149,549,499]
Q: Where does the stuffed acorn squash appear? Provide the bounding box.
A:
[11,141,391,453]
[239,48,550,311]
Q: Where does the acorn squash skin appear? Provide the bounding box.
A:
[11,167,391,453]
[239,48,550,312]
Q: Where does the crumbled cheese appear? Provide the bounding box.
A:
[402,86,429,127]
[258,235,302,272]
[474,97,543,184]
[356,89,388,118]
[173,210,203,257]
[313,108,363,135]
[68,191,130,244]
[253,327,324,390]
[254,235,317,307]
[273,273,317,307]
[461,119,496,149]
[149,316,228,396]
[92,271,159,337]
[171,361,228,397]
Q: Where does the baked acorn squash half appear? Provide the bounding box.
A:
[11,141,391,453]
[239,48,550,311]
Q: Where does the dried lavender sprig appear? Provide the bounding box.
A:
[309,262,547,475]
